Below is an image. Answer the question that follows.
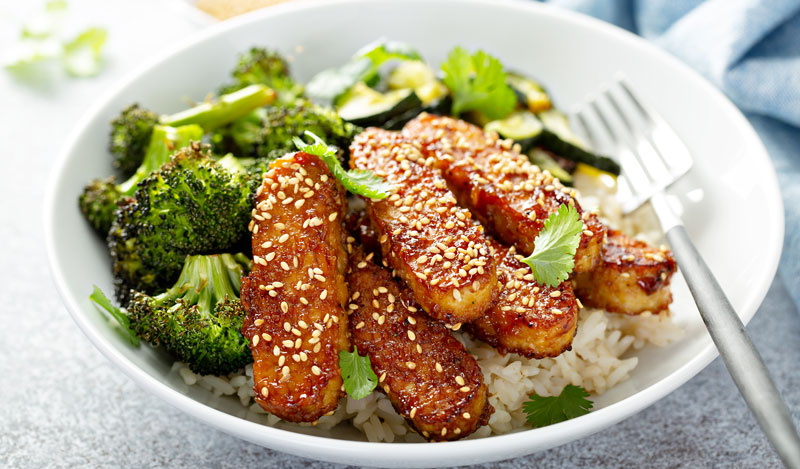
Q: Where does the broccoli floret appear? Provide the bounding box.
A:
[110,104,160,178]
[104,85,276,177]
[82,85,276,236]
[211,99,361,165]
[81,124,204,235]
[218,47,303,103]
[127,253,253,375]
[108,144,254,302]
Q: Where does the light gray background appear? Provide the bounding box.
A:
[1,1,797,467]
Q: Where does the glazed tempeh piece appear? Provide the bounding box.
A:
[346,246,493,441]
[349,128,497,325]
[466,238,578,358]
[573,229,676,315]
[240,152,349,422]
[402,113,605,274]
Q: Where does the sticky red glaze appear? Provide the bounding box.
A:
[402,113,605,274]
[467,238,579,358]
[574,228,677,315]
[240,152,349,422]
[346,246,492,441]
[349,128,497,325]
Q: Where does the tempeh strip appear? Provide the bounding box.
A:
[240,152,349,422]
[346,245,493,441]
[466,238,578,358]
[402,113,605,273]
[349,127,497,325]
[573,229,676,315]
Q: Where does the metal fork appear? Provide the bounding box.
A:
[572,76,800,468]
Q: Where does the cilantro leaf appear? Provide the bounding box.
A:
[522,203,583,287]
[293,131,393,199]
[339,346,378,400]
[440,46,516,120]
[89,286,139,346]
[63,27,107,77]
[523,385,593,428]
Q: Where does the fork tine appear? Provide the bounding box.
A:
[605,86,673,185]
[572,110,637,205]
[587,99,653,196]
[617,78,693,180]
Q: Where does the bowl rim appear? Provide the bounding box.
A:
[43,0,785,465]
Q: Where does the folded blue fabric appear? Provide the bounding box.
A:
[541,0,800,309]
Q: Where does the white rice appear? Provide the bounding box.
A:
[170,172,685,441]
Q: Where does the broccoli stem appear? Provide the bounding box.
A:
[163,84,277,131]
[117,124,204,195]
[152,254,243,318]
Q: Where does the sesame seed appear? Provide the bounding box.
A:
[459,386,470,392]
[282,366,290,376]
[435,363,443,373]
[280,261,290,271]
[282,340,294,348]
[407,330,416,341]
[453,290,462,301]
[550,291,562,298]
[252,335,260,346]
[356,321,365,329]
[262,333,271,341]
[313,343,321,353]
[406,361,416,369]
[281,302,289,314]
[260,387,269,397]
[311,366,322,376]
[455,376,465,386]
[291,328,301,336]
[410,407,417,418]
[254,319,264,326]
[279,234,289,243]
[379,372,387,383]
[320,290,328,300]
[329,212,338,222]
[463,412,471,419]
[273,345,280,356]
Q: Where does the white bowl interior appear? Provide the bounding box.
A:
[45,0,783,466]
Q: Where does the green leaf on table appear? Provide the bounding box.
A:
[21,0,68,39]
[63,27,107,77]
[521,203,583,287]
[293,131,393,199]
[339,346,378,400]
[523,385,593,428]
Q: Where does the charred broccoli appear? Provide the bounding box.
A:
[218,47,303,103]
[82,85,275,235]
[110,104,160,177]
[127,253,252,375]
[105,84,275,176]
[108,144,255,303]
[80,124,204,235]
[211,98,361,165]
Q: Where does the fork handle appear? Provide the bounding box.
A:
[665,223,800,467]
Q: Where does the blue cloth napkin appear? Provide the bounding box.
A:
[541,0,800,309]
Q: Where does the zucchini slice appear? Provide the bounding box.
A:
[485,109,621,175]
[485,111,543,141]
[337,82,422,127]
[507,72,552,113]
[527,148,574,185]
[387,61,449,105]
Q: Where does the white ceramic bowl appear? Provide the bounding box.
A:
[44,0,784,466]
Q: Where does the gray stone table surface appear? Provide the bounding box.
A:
[1,1,798,467]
